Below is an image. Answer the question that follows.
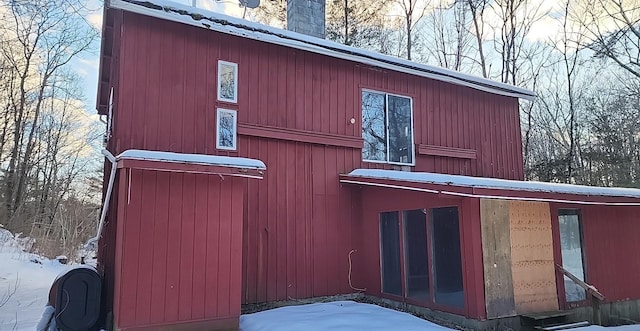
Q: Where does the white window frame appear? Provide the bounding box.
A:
[217,60,238,103]
[105,87,114,144]
[362,89,416,166]
[216,108,238,151]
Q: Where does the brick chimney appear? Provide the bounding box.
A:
[287,0,326,39]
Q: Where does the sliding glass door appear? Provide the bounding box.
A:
[379,206,464,311]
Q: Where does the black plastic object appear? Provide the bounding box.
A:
[54,266,102,331]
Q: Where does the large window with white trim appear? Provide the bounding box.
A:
[362,90,414,165]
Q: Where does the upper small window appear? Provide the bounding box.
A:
[362,90,414,165]
[218,60,238,103]
[216,108,237,151]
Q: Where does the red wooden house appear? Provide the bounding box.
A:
[95,0,640,330]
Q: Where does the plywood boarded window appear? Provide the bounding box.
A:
[558,209,586,302]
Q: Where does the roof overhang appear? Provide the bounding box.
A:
[340,169,640,206]
[106,0,536,101]
[116,149,266,179]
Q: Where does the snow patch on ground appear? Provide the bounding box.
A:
[0,229,66,330]
[239,301,455,331]
[239,300,640,331]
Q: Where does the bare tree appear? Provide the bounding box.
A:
[326,0,393,48]
[249,0,287,28]
[424,1,473,71]
[0,0,97,225]
[0,0,101,258]
[582,78,640,187]
[395,0,430,60]
[571,0,640,78]
[463,0,490,77]
[489,0,547,84]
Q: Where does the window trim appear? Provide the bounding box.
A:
[217,60,238,103]
[216,108,238,151]
[361,89,416,166]
[557,208,588,305]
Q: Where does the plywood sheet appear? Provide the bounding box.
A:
[509,201,558,314]
[480,199,516,318]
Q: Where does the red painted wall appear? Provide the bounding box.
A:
[102,9,524,311]
[551,204,640,308]
[113,169,244,330]
[355,187,486,319]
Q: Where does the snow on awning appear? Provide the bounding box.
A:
[341,169,640,205]
[116,149,266,179]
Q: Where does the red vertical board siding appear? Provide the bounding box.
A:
[115,170,244,329]
[552,204,640,305]
[108,10,525,315]
[149,171,169,323]
[462,198,486,319]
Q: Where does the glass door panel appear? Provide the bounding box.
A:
[430,207,464,309]
[403,209,429,301]
[380,212,402,296]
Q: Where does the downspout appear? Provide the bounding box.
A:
[85,149,118,250]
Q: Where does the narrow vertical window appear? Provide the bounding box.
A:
[217,60,238,103]
[387,95,413,164]
[558,209,586,302]
[362,91,387,161]
[403,209,429,301]
[430,207,464,309]
[216,108,237,150]
[380,211,402,296]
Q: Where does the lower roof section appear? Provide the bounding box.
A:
[341,169,640,206]
[116,149,266,179]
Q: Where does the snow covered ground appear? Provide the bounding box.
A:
[1,228,639,331]
[0,229,67,330]
[240,301,455,331]
[239,301,640,331]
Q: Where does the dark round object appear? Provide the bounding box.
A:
[54,266,102,331]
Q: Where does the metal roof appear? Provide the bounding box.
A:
[109,0,536,101]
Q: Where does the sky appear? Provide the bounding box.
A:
[78,0,245,116]
[77,0,631,115]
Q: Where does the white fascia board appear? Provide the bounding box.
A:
[109,0,536,101]
[117,149,267,170]
[346,169,640,199]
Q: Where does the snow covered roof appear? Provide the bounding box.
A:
[117,149,266,170]
[342,169,640,204]
[108,0,536,101]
